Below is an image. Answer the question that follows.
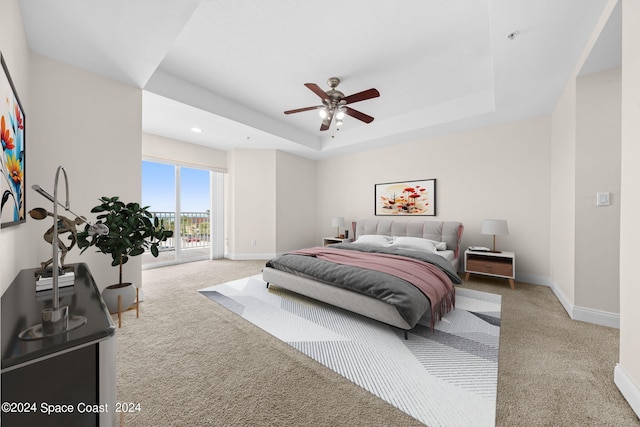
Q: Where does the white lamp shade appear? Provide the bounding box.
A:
[331,216,345,227]
[481,219,509,236]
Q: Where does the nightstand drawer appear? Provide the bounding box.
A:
[464,249,515,289]
[466,256,513,276]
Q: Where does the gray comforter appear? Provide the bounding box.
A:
[265,243,462,328]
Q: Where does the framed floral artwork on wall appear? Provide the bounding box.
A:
[1,52,26,228]
[375,179,436,216]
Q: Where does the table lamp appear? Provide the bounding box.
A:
[481,219,509,253]
[331,216,345,238]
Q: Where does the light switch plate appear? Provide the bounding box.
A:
[596,192,610,206]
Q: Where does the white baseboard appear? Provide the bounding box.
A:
[226,252,276,261]
[615,364,640,419]
[573,305,620,328]
[549,281,574,318]
[549,281,620,328]
[516,273,551,287]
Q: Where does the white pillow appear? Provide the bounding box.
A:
[352,234,393,247]
[429,239,447,251]
[390,236,437,253]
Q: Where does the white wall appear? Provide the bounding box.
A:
[575,67,621,314]
[28,54,143,291]
[0,0,32,293]
[142,132,226,171]
[275,150,317,252]
[549,1,621,327]
[317,116,552,283]
[617,0,640,417]
[550,79,577,305]
[226,149,277,259]
[226,148,318,259]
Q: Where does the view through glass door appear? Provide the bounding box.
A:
[179,167,211,263]
[142,160,216,268]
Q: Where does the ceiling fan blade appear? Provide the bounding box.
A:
[284,105,322,115]
[305,83,329,100]
[344,106,374,123]
[320,110,335,131]
[343,88,380,105]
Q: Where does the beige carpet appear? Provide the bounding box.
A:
[114,259,639,426]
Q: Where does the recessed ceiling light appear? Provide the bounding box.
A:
[191,127,202,133]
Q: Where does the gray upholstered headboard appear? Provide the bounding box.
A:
[353,219,464,260]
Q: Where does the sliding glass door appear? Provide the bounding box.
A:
[142,160,223,268]
[179,167,211,263]
[142,161,176,267]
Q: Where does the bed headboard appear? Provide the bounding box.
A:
[353,219,464,259]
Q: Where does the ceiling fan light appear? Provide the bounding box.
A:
[336,119,343,126]
[336,110,345,120]
[319,108,328,119]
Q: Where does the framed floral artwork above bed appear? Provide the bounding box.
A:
[1,52,26,228]
[375,179,436,216]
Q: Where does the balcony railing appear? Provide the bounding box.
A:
[151,211,211,251]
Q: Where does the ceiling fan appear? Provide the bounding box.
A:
[284,77,380,131]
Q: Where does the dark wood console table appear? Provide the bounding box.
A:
[2,263,116,426]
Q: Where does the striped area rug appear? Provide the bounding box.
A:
[199,275,501,426]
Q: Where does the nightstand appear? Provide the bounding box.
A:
[322,237,352,246]
[464,249,515,289]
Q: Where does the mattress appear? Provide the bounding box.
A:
[436,250,455,263]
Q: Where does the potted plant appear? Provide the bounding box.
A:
[77,196,173,313]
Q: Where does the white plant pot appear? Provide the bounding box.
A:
[102,282,137,314]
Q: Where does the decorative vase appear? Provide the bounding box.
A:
[101,282,137,314]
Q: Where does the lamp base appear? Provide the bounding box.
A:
[18,306,86,340]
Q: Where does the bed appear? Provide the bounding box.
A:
[262,219,464,335]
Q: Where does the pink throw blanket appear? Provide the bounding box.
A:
[291,247,455,329]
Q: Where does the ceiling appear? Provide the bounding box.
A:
[19,0,620,160]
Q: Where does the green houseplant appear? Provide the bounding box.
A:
[77,196,173,312]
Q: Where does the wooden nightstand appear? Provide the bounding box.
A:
[464,249,515,289]
[322,237,352,246]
